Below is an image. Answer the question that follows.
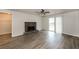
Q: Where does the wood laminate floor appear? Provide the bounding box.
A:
[0,31,79,49]
[0,34,11,46]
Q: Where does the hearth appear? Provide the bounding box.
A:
[25,22,37,33]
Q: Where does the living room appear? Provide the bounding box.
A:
[0,9,79,49]
[1,0,79,58]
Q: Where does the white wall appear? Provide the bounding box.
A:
[12,10,79,37]
[62,11,79,37]
[12,11,26,37]
[42,16,49,31]
[1,9,79,37]
[0,10,42,37]
[12,11,42,37]
[42,11,79,37]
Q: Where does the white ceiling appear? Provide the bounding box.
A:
[11,9,78,16]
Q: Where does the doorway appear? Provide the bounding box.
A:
[0,12,12,45]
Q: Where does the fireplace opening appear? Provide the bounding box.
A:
[27,26,36,32]
[25,22,37,33]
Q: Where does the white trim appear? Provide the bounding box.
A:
[63,32,79,38]
[12,33,24,37]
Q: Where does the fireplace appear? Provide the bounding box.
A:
[27,26,36,31]
[25,22,37,32]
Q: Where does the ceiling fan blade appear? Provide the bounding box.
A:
[41,9,45,13]
[35,9,50,16]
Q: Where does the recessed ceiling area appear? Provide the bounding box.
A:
[10,9,78,16]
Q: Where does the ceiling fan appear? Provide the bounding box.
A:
[41,9,50,14]
[36,9,50,16]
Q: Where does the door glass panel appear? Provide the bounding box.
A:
[49,17,55,31]
[56,16,62,33]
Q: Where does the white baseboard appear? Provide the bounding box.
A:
[12,33,24,37]
[62,32,79,37]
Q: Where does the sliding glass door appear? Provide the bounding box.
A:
[48,16,62,33]
[56,16,62,33]
[49,17,55,32]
